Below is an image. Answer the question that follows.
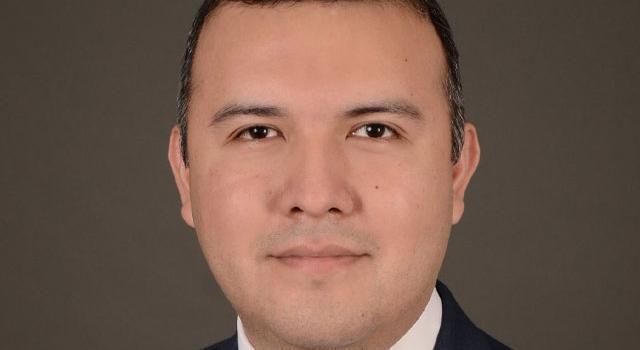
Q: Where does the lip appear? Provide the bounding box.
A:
[272,244,366,258]
[269,244,369,274]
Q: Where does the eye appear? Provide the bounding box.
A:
[235,125,281,141]
[351,123,398,140]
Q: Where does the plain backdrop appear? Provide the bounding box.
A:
[1,0,638,349]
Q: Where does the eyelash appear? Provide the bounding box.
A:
[234,125,281,141]
[233,123,400,141]
[351,123,399,140]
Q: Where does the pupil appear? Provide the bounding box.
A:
[366,124,385,138]
[249,126,269,139]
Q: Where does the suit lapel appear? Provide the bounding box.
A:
[434,280,510,350]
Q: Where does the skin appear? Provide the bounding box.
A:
[169,2,480,349]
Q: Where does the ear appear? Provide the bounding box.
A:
[451,122,481,225]
[168,126,195,228]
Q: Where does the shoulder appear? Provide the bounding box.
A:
[435,280,512,350]
[200,333,237,350]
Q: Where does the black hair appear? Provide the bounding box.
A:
[177,0,464,165]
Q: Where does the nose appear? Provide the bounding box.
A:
[274,137,360,220]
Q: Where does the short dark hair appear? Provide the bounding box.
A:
[177,0,464,165]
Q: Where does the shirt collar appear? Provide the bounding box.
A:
[237,287,442,350]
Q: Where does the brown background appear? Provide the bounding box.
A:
[1,0,639,349]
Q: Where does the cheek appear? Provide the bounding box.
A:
[189,159,272,290]
[355,154,452,287]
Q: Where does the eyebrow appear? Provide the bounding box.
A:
[346,101,423,120]
[209,100,424,126]
[211,104,286,125]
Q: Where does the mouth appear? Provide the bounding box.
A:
[268,244,369,274]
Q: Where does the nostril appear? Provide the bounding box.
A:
[290,207,342,215]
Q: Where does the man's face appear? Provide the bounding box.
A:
[169,2,479,348]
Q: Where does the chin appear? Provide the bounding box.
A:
[259,296,380,349]
[271,318,375,350]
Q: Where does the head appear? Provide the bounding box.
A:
[168,0,480,348]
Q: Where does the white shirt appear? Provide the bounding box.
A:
[237,287,442,350]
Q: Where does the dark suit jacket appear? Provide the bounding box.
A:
[202,280,511,350]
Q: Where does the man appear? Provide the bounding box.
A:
[168,0,510,349]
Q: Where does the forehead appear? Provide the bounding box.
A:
[191,1,448,115]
